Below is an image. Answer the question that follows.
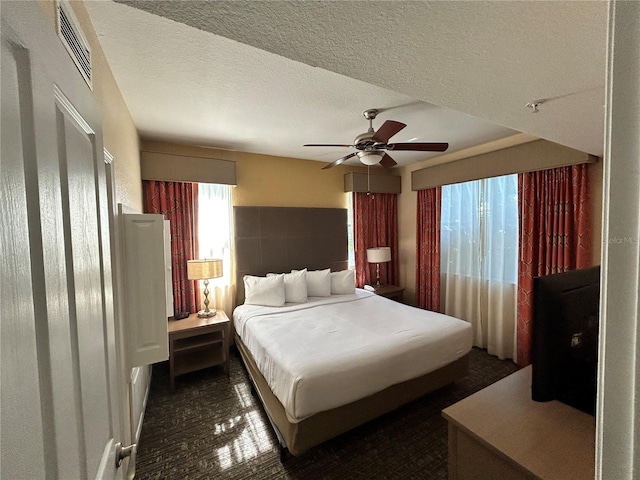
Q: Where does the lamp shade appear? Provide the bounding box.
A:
[366,247,391,263]
[187,259,223,280]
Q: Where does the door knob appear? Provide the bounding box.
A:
[115,442,136,468]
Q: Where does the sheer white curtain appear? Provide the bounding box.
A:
[440,175,518,360]
[198,183,235,314]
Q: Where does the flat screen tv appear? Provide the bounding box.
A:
[531,266,600,415]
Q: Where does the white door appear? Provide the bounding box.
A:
[1,3,122,479]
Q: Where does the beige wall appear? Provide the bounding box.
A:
[45,0,604,307]
[140,140,370,209]
[39,0,142,211]
[398,139,604,305]
[140,138,603,307]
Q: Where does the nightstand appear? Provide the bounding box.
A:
[372,284,405,301]
[168,310,230,391]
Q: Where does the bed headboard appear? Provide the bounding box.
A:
[234,206,349,304]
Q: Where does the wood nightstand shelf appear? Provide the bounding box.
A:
[168,310,230,391]
[371,284,405,301]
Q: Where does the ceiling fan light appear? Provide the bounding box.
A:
[358,151,383,166]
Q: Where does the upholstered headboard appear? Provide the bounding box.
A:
[234,206,349,304]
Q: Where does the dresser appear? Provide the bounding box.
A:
[442,366,595,480]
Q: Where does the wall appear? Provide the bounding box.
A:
[141,137,603,308]
[140,140,370,208]
[398,137,604,305]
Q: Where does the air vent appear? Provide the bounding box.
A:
[56,0,92,89]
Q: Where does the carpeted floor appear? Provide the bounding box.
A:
[135,347,517,480]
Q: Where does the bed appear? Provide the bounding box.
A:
[232,206,472,459]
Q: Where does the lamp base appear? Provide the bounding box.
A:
[197,309,216,318]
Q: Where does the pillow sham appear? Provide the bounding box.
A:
[294,268,331,297]
[267,270,308,303]
[243,274,285,307]
[331,269,355,294]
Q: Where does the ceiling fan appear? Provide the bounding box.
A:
[304,109,449,170]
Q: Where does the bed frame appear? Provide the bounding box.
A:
[236,333,469,458]
[233,206,469,458]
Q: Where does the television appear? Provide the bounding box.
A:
[531,266,600,415]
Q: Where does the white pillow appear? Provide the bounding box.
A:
[331,269,355,294]
[243,274,285,306]
[267,270,308,303]
[298,268,331,297]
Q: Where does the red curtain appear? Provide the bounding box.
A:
[416,187,442,311]
[144,180,201,315]
[516,164,591,366]
[353,192,399,288]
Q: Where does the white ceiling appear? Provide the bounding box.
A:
[85,1,608,169]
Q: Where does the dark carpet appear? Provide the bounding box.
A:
[136,347,518,480]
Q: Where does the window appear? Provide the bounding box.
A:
[441,174,518,284]
[440,174,518,360]
[197,183,233,287]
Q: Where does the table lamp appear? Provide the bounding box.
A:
[366,247,391,287]
[187,258,223,317]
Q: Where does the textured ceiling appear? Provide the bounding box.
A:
[86,1,607,168]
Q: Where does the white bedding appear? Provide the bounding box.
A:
[233,289,472,423]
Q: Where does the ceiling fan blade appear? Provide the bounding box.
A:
[379,153,398,168]
[304,144,354,148]
[387,142,449,152]
[371,120,406,143]
[322,152,357,170]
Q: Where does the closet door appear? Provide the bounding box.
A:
[123,213,170,367]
